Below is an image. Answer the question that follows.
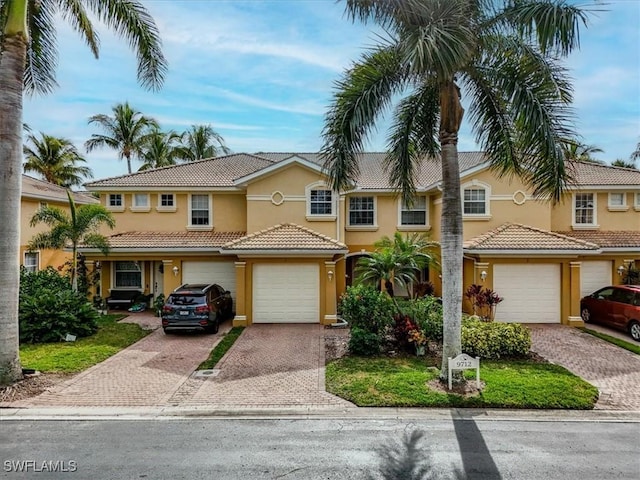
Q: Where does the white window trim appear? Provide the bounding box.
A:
[111,261,144,290]
[397,195,430,230]
[635,192,640,212]
[187,193,213,231]
[607,192,628,211]
[130,193,151,212]
[572,192,599,229]
[23,251,40,273]
[107,193,125,212]
[305,181,336,221]
[461,180,492,221]
[156,193,177,212]
[346,195,378,231]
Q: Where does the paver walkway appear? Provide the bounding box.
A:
[529,324,640,411]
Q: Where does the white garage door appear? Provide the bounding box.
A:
[253,264,319,323]
[580,261,612,298]
[182,261,236,300]
[493,264,560,323]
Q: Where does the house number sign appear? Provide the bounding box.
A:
[448,353,480,390]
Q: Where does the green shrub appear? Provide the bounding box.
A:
[339,284,394,334]
[461,319,531,359]
[348,327,382,356]
[19,267,99,343]
[402,296,443,341]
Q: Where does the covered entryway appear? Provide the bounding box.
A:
[252,263,319,323]
[580,260,612,297]
[182,260,236,300]
[493,264,561,323]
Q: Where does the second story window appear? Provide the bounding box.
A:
[310,189,332,215]
[463,188,486,215]
[108,194,123,208]
[574,193,595,225]
[160,194,174,207]
[349,196,375,226]
[190,194,210,227]
[132,194,150,211]
[400,196,427,226]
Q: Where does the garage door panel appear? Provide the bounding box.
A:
[580,261,612,298]
[253,264,319,323]
[182,261,236,301]
[493,264,560,323]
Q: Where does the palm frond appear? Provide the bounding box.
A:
[320,44,408,192]
[82,233,111,255]
[29,205,69,227]
[85,0,167,91]
[56,0,99,58]
[23,0,58,95]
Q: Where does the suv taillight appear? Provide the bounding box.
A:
[162,305,173,313]
[195,305,210,314]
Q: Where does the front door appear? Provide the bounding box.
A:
[154,261,164,298]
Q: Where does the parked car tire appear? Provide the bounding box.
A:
[163,327,172,335]
[581,307,591,323]
[629,320,640,342]
[207,314,220,334]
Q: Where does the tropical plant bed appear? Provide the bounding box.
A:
[326,355,599,409]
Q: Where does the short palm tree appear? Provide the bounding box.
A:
[29,191,115,292]
[138,127,182,171]
[86,102,158,174]
[177,124,231,162]
[356,249,418,299]
[561,139,604,164]
[23,132,93,187]
[0,0,165,384]
[321,0,588,380]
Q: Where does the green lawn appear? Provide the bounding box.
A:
[326,356,599,409]
[581,328,640,355]
[19,314,149,373]
[198,327,245,370]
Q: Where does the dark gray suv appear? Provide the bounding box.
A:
[161,284,233,334]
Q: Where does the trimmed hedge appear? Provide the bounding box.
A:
[339,284,395,334]
[461,319,531,359]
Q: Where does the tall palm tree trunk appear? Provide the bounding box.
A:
[439,80,464,381]
[0,2,28,384]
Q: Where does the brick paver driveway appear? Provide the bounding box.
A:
[529,325,640,411]
[6,315,352,410]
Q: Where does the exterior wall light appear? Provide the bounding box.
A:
[172,266,179,277]
[328,270,334,282]
[480,271,487,281]
[617,265,625,277]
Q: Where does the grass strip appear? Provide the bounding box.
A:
[198,327,245,370]
[581,328,640,355]
[326,356,598,409]
[19,314,149,373]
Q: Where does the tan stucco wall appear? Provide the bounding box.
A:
[551,191,640,231]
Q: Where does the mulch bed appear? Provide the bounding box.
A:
[0,372,72,404]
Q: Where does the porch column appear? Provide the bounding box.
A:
[233,262,247,327]
[324,261,337,326]
[568,262,583,326]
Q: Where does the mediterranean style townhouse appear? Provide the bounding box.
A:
[79,153,640,328]
[20,175,98,272]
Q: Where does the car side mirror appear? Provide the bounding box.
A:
[225,290,231,295]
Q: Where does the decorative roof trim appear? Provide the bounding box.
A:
[233,156,325,186]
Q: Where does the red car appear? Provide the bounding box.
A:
[580,285,640,342]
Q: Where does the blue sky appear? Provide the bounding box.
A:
[23,0,640,181]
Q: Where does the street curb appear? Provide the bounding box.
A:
[1,406,638,422]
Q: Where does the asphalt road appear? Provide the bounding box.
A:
[1,416,638,479]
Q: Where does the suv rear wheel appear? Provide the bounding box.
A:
[206,313,220,334]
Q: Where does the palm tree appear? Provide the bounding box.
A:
[0,0,165,385]
[23,132,93,187]
[138,127,181,171]
[177,124,231,162]
[321,0,587,381]
[29,191,115,292]
[631,141,640,161]
[611,159,637,170]
[356,249,418,299]
[561,139,604,164]
[86,102,158,174]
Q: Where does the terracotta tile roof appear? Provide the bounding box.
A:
[554,230,640,248]
[567,161,640,186]
[464,223,600,251]
[254,152,487,189]
[222,223,348,252]
[98,231,246,249]
[84,154,274,188]
[22,175,98,204]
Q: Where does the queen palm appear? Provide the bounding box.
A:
[29,191,115,292]
[0,0,166,384]
[177,124,231,162]
[86,102,158,174]
[321,0,587,380]
[138,127,181,171]
[24,132,93,187]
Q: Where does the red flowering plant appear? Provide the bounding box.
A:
[465,284,504,321]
